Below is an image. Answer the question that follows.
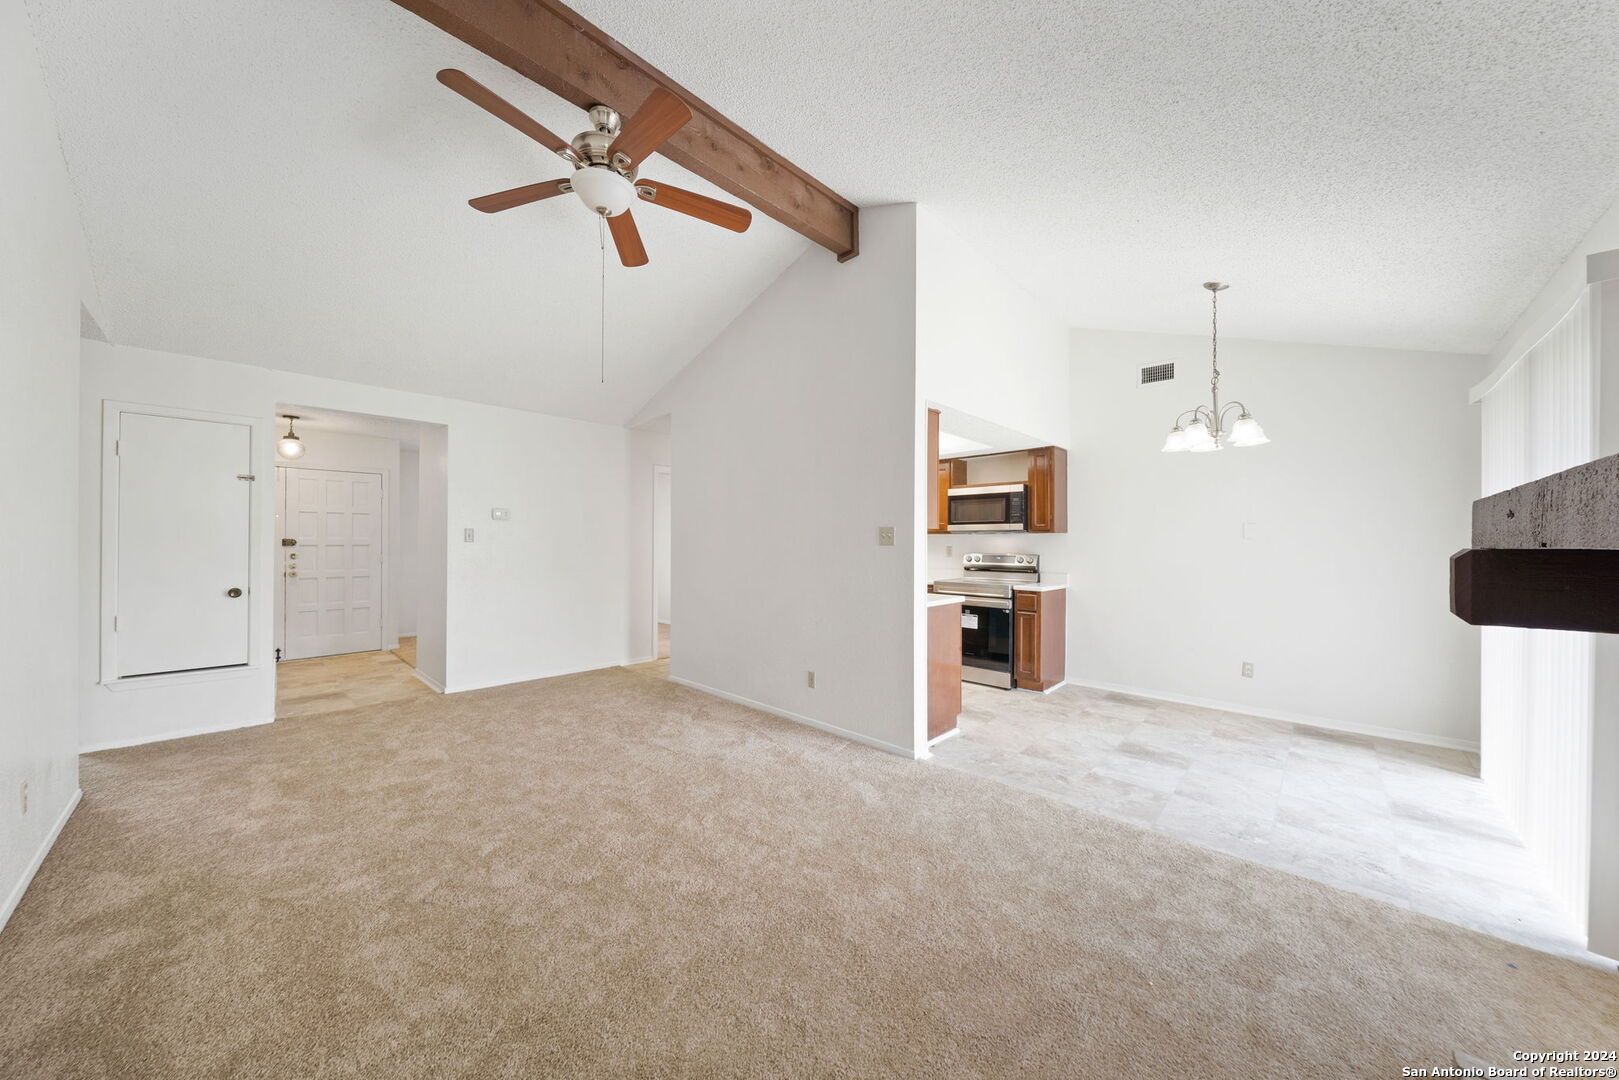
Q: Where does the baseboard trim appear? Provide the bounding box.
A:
[1067,678,1480,752]
[0,788,81,935]
[668,676,922,760]
[411,669,446,694]
[81,716,274,754]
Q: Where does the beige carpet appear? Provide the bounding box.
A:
[1,667,1613,1078]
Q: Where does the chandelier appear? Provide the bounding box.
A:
[1161,282,1269,453]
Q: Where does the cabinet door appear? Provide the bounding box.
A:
[1013,592,1041,688]
[1027,447,1053,532]
[934,460,952,532]
[1026,446,1068,533]
[927,408,942,533]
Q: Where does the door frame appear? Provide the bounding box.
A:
[274,464,389,662]
[650,464,671,661]
[99,400,267,688]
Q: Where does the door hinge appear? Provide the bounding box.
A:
[237,474,256,482]
[113,439,119,456]
[112,615,119,631]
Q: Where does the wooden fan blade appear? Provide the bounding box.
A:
[437,69,571,155]
[468,180,570,213]
[636,180,752,233]
[607,210,649,267]
[610,87,691,166]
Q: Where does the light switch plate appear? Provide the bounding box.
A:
[878,526,895,547]
[463,528,475,543]
[491,508,510,521]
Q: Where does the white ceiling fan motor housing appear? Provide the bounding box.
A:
[570,165,635,217]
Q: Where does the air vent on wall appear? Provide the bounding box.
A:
[1139,362,1175,385]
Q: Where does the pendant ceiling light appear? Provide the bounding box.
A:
[1161,283,1270,454]
[277,415,306,459]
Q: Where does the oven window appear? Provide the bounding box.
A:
[960,603,1011,672]
[949,492,1009,525]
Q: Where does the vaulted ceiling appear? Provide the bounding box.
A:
[25,0,810,425]
[28,0,1619,428]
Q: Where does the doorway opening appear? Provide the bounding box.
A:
[271,405,446,718]
[653,463,671,662]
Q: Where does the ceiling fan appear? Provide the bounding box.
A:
[435,69,752,267]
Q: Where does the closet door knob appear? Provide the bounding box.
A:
[226,587,243,598]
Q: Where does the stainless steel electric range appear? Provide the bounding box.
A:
[931,552,1039,689]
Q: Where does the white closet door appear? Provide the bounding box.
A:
[281,468,383,659]
[116,412,253,677]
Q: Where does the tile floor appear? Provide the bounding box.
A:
[931,682,1595,962]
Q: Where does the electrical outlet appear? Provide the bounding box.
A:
[1241,661,1254,679]
[20,780,27,816]
[945,544,953,556]
[490,508,510,521]
[463,528,475,543]
[877,526,895,547]
[807,671,816,689]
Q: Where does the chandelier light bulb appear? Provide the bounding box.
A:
[1161,427,1190,453]
[1183,419,1214,450]
[1228,414,1269,447]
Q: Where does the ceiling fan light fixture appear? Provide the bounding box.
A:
[569,166,636,217]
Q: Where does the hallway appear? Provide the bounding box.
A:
[276,645,432,719]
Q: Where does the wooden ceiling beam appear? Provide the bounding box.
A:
[390,0,860,260]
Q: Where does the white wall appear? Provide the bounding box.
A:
[1,0,83,931]
[79,341,637,749]
[633,204,922,756]
[396,447,419,638]
[916,207,1071,448]
[929,329,1484,748]
[271,429,403,651]
[624,420,671,663]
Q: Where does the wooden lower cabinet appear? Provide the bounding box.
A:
[927,601,963,738]
[1012,589,1066,692]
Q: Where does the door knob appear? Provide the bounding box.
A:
[226,587,243,598]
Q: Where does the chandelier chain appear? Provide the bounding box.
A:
[1209,286,1219,399]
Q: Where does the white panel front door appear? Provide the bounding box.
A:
[280,468,383,660]
[116,412,253,677]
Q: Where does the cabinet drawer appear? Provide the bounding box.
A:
[1015,591,1039,613]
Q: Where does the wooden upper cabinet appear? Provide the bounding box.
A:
[933,460,952,533]
[1026,446,1068,533]
[926,409,942,533]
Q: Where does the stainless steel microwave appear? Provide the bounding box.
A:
[947,484,1028,532]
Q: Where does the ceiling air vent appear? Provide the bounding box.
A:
[1139,362,1175,385]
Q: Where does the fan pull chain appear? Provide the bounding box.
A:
[596,211,607,383]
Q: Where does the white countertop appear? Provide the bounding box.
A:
[925,593,964,607]
[1012,582,1067,592]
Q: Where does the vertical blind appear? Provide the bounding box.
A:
[1477,288,1596,934]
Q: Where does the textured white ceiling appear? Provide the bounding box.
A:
[24,0,809,425]
[571,0,1619,356]
[29,0,1619,426]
